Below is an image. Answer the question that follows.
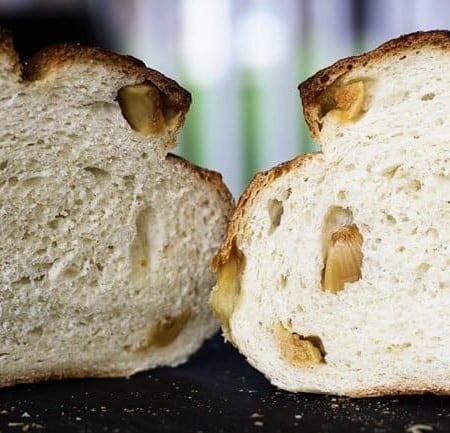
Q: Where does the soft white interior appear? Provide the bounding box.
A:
[231,47,449,395]
[0,54,230,382]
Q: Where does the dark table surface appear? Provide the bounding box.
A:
[0,334,448,433]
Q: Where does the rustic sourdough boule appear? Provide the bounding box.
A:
[0,29,233,387]
[210,31,450,397]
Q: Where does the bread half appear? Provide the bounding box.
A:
[0,29,233,387]
[210,31,449,397]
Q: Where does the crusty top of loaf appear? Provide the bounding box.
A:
[0,27,191,136]
[300,30,450,140]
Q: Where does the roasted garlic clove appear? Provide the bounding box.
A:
[118,83,166,135]
[209,240,245,339]
[274,323,325,366]
[331,81,365,122]
[322,224,363,293]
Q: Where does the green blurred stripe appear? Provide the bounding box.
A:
[297,42,320,155]
[180,82,206,166]
[241,69,263,186]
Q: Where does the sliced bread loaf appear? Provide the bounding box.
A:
[210,31,449,397]
[0,29,233,386]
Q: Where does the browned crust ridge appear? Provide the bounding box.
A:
[212,153,315,269]
[300,30,450,139]
[0,28,191,134]
[346,385,450,398]
[0,368,134,389]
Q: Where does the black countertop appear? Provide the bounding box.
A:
[0,335,448,433]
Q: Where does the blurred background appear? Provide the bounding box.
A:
[1,0,450,196]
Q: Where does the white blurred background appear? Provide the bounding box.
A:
[2,0,450,196]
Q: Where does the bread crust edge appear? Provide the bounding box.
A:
[346,386,450,398]
[0,368,135,388]
[212,153,315,270]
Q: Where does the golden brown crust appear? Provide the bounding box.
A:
[347,385,450,398]
[299,30,450,140]
[0,28,21,77]
[212,153,315,270]
[0,367,133,388]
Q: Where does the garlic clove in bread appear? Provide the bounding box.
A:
[321,224,363,293]
[211,31,450,397]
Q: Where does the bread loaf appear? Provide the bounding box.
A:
[210,31,449,397]
[0,29,233,386]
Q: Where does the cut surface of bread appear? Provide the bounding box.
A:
[0,29,233,387]
[210,31,450,397]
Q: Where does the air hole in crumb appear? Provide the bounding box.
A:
[344,163,355,172]
[131,207,151,277]
[0,160,8,170]
[382,164,401,179]
[29,325,43,337]
[421,92,435,101]
[408,179,422,191]
[386,214,397,225]
[426,227,438,239]
[47,220,59,230]
[396,246,405,253]
[279,274,288,288]
[61,267,79,278]
[417,262,431,276]
[337,190,346,201]
[268,199,284,234]
[390,132,403,138]
[84,166,110,181]
[22,177,44,187]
